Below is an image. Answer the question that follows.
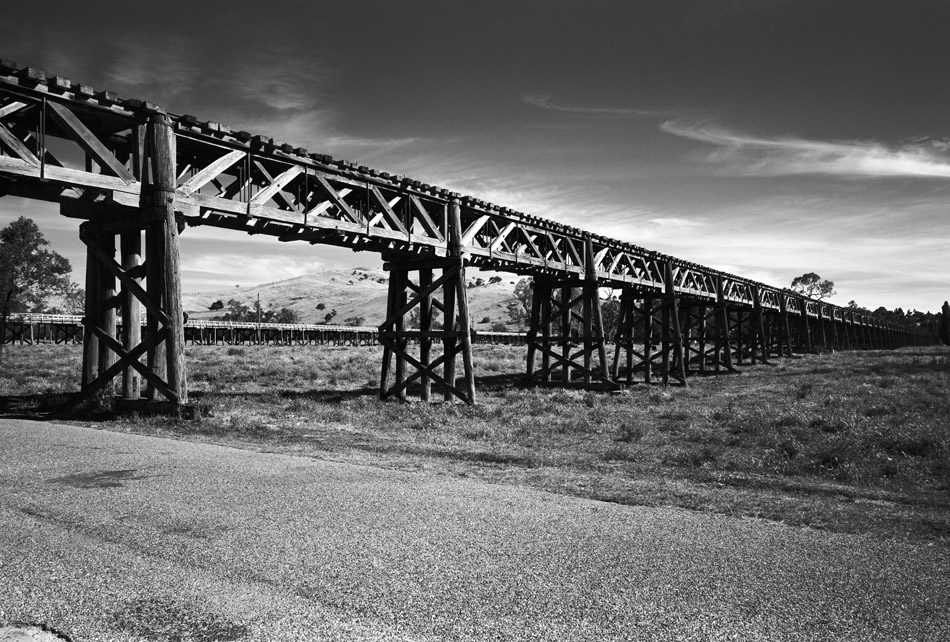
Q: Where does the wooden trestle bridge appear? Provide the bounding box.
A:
[0,60,935,409]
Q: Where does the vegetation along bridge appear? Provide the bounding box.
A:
[0,60,934,408]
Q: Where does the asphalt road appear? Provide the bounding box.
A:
[0,419,947,642]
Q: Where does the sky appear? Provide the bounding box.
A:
[1,0,949,312]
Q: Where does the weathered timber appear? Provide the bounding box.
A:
[449,199,477,404]
[81,226,100,390]
[150,114,187,403]
[121,229,142,400]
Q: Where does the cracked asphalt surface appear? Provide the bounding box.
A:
[1,418,948,641]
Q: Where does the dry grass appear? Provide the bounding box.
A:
[2,343,949,543]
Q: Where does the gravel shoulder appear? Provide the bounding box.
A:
[1,418,948,642]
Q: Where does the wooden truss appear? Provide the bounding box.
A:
[378,201,476,404]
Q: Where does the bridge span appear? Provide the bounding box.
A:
[0,59,934,408]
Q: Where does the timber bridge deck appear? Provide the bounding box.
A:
[0,59,934,408]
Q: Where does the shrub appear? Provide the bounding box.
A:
[664,446,717,468]
[795,382,814,399]
[873,432,940,458]
[616,422,644,443]
[777,439,799,459]
[602,444,639,462]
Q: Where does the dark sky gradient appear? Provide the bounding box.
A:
[1,1,948,310]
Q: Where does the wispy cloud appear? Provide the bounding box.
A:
[661,121,950,178]
[103,36,203,98]
[225,108,422,164]
[181,251,326,289]
[226,47,334,113]
[523,94,671,117]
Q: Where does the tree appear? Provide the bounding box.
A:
[505,278,533,327]
[790,272,836,300]
[847,300,869,313]
[600,296,621,341]
[0,217,75,365]
[216,298,251,321]
[212,298,299,324]
[941,301,950,346]
[270,307,300,324]
[47,284,85,314]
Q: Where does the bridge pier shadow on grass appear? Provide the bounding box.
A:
[0,387,379,422]
[0,371,549,423]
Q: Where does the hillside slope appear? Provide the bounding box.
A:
[183,268,525,330]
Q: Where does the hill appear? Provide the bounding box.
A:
[183,267,524,331]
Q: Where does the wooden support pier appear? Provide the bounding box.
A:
[378,199,476,404]
[611,261,687,386]
[525,238,617,389]
[73,112,189,412]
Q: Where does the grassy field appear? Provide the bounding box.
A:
[2,342,949,544]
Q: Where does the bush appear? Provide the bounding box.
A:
[616,422,644,443]
[873,432,940,458]
[664,446,717,468]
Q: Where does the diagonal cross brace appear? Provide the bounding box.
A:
[179,149,246,195]
[0,121,40,165]
[527,343,617,387]
[47,101,135,182]
[379,340,469,403]
[79,226,170,325]
[79,321,174,401]
[378,264,460,331]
